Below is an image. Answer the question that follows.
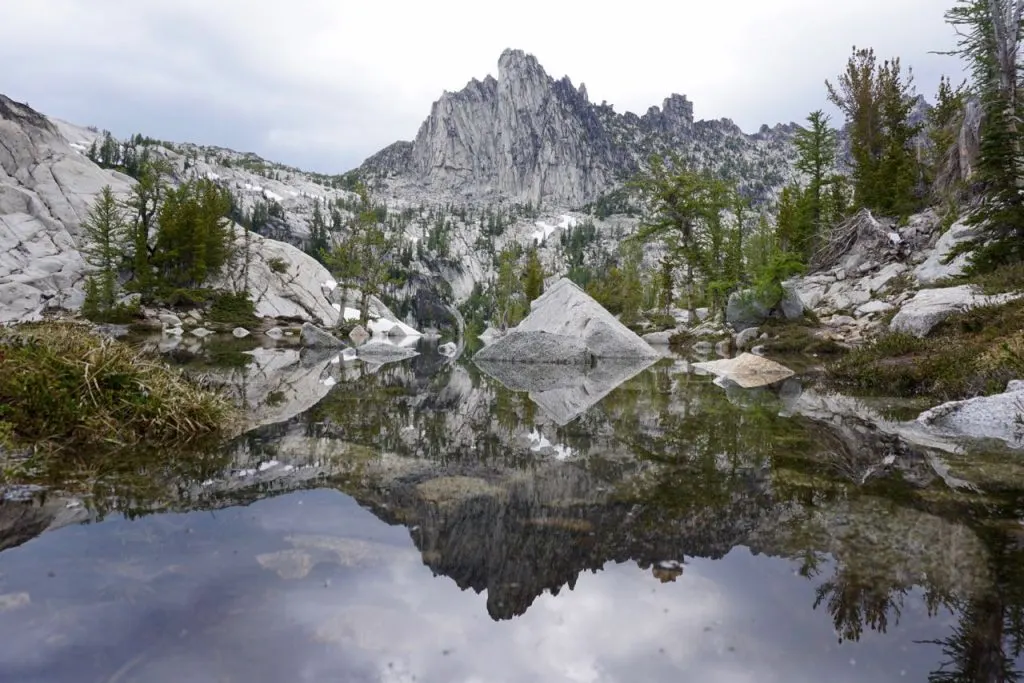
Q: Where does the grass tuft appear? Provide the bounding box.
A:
[0,322,234,451]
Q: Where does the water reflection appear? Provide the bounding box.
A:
[2,347,1024,681]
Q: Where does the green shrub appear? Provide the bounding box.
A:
[207,291,258,325]
[267,257,289,274]
[827,300,1024,399]
[0,322,233,450]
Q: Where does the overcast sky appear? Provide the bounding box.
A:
[0,0,964,174]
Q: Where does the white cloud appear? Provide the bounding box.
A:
[0,0,966,172]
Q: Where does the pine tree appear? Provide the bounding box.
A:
[523,247,545,302]
[124,156,170,301]
[619,240,644,323]
[944,0,1024,269]
[79,186,129,319]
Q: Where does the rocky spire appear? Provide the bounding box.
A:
[361,49,798,207]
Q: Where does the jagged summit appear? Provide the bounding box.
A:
[360,49,799,207]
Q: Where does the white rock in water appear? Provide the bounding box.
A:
[163,326,183,337]
[232,327,251,338]
[692,352,795,389]
[191,327,214,338]
[265,327,284,340]
[439,341,458,357]
[159,313,183,327]
[477,278,657,363]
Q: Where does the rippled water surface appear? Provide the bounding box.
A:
[2,341,1023,682]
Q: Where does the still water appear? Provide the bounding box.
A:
[1,341,1023,682]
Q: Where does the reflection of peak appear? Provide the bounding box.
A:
[474,357,656,425]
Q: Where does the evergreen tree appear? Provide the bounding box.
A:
[619,240,645,323]
[494,247,525,329]
[80,186,128,319]
[927,75,969,192]
[324,185,399,323]
[631,154,734,318]
[307,199,330,263]
[793,110,839,242]
[150,179,233,291]
[827,47,921,217]
[944,0,1024,269]
[124,157,171,301]
[523,247,545,302]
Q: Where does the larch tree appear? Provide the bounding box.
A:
[325,185,400,324]
[80,186,129,319]
[631,154,734,318]
[793,110,839,248]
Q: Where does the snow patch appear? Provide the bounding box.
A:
[531,214,577,244]
[258,460,281,472]
[528,429,574,461]
[343,307,362,322]
[263,189,284,202]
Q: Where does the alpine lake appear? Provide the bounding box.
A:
[1,334,1023,683]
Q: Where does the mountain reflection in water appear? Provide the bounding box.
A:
[1,344,1023,682]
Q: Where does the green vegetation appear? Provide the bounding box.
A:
[323,184,401,324]
[828,299,1024,399]
[79,157,255,322]
[0,323,233,451]
[827,48,922,218]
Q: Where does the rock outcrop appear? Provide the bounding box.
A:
[361,49,799,206]
[474,278,658,363]
[890,285,1020,338]
[0,95,133,322]
[0,94,343,326]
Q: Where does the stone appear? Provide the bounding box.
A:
[693,341,714,354]
[163,326,183,337]
[642,329,676,345]
[190,327,214,338]
[158,313,183,327]
[726,289,772,330]
[349,325,370,346]
[209,231,341,328]
[855,300,894,317]
[735,327,760,350]
[265,327,285,341]
[438,341,458,357]
[890,285,1021,337]
[474,330,594,365]
[232,327,251,338]
[750,345,766,356]
[715,339,731,357]
[478,326,504,346]
[835,268,847,281]
[476,278,657,363]
[355,340,420,361]
[779,280,804,320]
[828,315,857,327]
[917,380,1024,448]
[300,322,346,349]
[692,353,795,389]
[914,218,979,286]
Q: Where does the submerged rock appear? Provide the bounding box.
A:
[474,278,657,363]
[693,352,795,389]
[232,327,251,338]
[356,340,419,360]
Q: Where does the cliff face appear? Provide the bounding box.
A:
[361,49,800,207]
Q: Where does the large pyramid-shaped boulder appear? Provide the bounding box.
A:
[474,278,658,364]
